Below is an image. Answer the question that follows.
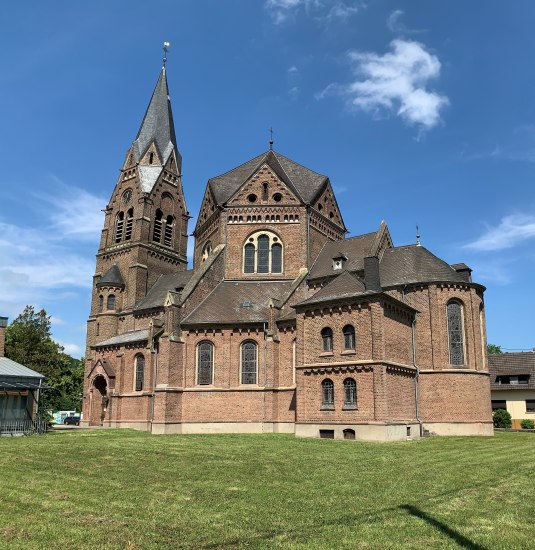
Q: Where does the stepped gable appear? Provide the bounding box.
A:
[488,352,535,390]
[97,264,125,288]
[134,271,194,312]
[182,280,293,325]
[379,245,471,288]
[308,232,377,281]
[208,150,328,206]
[297,271,368,307]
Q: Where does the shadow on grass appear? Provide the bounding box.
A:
[400,504,486,550]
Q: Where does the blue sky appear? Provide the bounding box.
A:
[1,1,534,357]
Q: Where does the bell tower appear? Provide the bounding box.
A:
[86,64,189,349]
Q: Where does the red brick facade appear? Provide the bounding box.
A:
[82,68,492,441]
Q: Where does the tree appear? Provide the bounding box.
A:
[5,306,84,412]
[492,408,512,428]
[487,344,502,355]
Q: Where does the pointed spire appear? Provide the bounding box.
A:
[133,67,181,171]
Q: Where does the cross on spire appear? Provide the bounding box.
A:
[269,127,274,150]
[162,41,170,70]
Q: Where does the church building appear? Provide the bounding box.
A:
[83,65,493,441]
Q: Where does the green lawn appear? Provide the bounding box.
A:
[1,430,534,549]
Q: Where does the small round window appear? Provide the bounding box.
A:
[247,194,257,203]
[273,193,282,202]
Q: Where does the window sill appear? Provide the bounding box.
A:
[341,350,356,356]
[342,405,357,411]
[320,405,335,411]
[319,352,334,357]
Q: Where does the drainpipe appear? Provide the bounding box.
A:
[262,321,268,430]
[412,314,422,437]
[150,342,159,431]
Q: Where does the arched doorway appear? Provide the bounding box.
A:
[89,375,108,426]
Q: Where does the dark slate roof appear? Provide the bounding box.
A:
[134,271,194,312]
[182,281,293,325]
[92,329,149,348]
[297,271,367,307]
[133,69,181,168]
[208,150,328,206]
[379,245,469,287]
[308,232,377,280]
[97,264,125,288]
[489,352,535,390]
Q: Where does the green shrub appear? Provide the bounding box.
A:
[520,419,534,430]
[493,409,512,428]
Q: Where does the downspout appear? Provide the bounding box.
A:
[262,321,268,430]
[412,314,422,437]
[150,340,159,431]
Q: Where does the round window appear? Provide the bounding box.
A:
[122,189,132,204]
[247,194,257,203]
[273,193,282,202]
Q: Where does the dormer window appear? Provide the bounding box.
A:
[149,152,154,165]
[332,253,347,271]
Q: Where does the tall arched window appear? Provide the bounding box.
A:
[153,209,163,243]
[241,341,257,384]
[164,215,174,247]
[322,379,334,408]
[115,212,124,243]
[135,354,145,391]
[124,208,134,241]
[242,231,284,274]
[321,327,333,353]
[343,378,357,408]
[343,325,355,350]
[98,295,104,312]
[107,294,116,310]
[197,341,214,385]
[447,300,465,366]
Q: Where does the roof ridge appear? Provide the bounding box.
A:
[273,150,327,179]
[208,151,267,182]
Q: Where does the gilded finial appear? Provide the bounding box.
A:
[163,41,170,70]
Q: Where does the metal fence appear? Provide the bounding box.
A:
[0,418,49,436]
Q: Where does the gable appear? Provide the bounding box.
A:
[227,163,300,207]
[311,181,345,230]
[195,186,218,232]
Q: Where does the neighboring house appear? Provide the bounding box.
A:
[488,351,535,428]
[0,316,45,431]
[82,63,492,441]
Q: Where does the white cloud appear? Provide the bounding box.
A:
[387,10,425,34]
[56,340,83,356]
[288,65,299,74]
[318,39,448,131]
[265,0,362,24]
[288,86,300,99]
[464,214,535,252]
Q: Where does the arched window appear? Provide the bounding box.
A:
[98,295,103,312]
[124,208,134,241]
[343,325,355,350]
[135,354,145,391]
[202,241,213,263]
[241,341,257,384]
[343,378,357,408]
[244,243,255,273]
[197,341,214,385]
[242,231,284,274]
[262,181,269,201]
[115,212,124,243]
[321,327,333,353]
[153,209,163,243]
[107,294,116,310]
[447,300,465,366]
[164,215,174,247]
[149,152,154,165]
[322,379,334,408]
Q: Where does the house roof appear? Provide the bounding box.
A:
[308,232,377,280]
[92,329,149,348]
[207,149,328,206]
[488,352,535,391]
[0,356,44,379]
[297,271,367,307]
[134,271,194,312]
[379,245,471,287]
[182,280,293,325]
